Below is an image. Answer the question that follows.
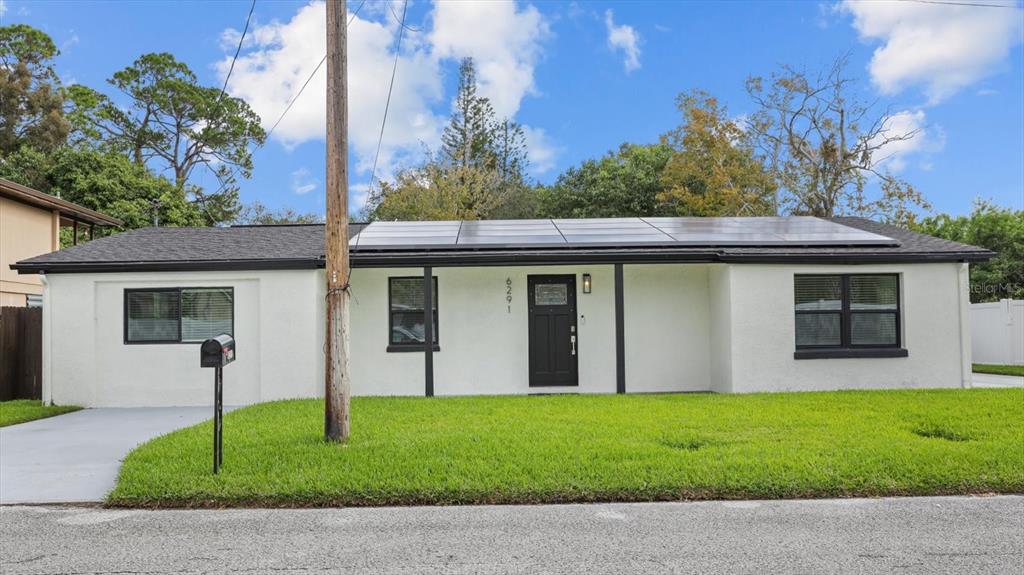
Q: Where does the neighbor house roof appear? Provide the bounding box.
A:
[0,178,123,227]
[11,217,992,274]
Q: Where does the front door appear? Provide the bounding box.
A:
[528,275,578,387]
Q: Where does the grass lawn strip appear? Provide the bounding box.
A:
[973,364,1024,377]
[108,389,1024,508]
[0,400,81,427]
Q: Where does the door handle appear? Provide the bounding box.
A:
[570,335,576,356]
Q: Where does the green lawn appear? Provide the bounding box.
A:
[974,364,1024,377]
[0,400,80,427]
[109,389,1024,508]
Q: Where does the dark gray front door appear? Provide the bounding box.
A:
[528,275,578,387]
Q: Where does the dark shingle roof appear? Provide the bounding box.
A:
[11,217,991,274]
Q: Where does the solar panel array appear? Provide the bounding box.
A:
[350,217,897,250]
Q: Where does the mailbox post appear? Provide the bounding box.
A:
[201,334,235,474]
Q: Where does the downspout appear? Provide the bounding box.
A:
[39,273,52,405]
[956,263,972,388]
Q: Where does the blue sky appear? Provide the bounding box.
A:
[3,0,1022,218]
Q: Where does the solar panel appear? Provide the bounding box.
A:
[458,220,564,246]
[353,221,461,248]
[350,217,897,251]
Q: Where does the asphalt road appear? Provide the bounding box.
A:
[1,496,1021,575]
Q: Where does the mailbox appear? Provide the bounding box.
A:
[200,334,236,368]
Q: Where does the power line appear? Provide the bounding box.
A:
[388,0,421,32]
[266,0,367,140]
[193,0,255,224]
[206,0,367,204]
[368,0,409,197]
[218,0,256,101]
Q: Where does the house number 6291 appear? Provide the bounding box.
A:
[506,277,513,313]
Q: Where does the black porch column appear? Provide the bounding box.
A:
[424,265,434,397]
[615,263,625,394]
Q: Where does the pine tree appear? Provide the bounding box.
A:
[440,58,495,170]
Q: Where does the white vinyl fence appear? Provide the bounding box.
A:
[971,299,1024,365]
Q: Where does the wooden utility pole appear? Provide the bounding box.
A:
[324,0,350,442]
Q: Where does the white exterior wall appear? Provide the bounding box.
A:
[41,260,973,407]
[707,265,733,393]
[349,266,619,395]
[724,263,970,392]
[43,270,323,407]
[347,264,712,396]
[622,265,710,392]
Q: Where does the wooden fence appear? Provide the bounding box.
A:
[0,306,43,400]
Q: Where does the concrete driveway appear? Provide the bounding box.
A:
[0,407,224,504]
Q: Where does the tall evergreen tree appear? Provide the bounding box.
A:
[440,58,496,170]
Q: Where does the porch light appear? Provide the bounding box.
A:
[582,273,592,294]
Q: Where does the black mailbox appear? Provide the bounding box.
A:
[200,334,236,368]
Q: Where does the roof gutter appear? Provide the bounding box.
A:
[11,258,322,274]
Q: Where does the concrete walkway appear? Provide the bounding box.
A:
[972,372,1024,388]
[1,496,1021,574]
[0,407,225,504]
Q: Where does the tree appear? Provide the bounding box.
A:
[493,118,528,185]
[0,146,204,231]
[440,58,497,170]
[367,161,503,221]
[374,58,531,221]
[66,53,266,224]
[658,90,776,216]
[746,57,929,225]
[0,24,69,155]
[538,143,672,218]
[440,58,529,196]
[913,201,1023,303]
[234,201,324,225]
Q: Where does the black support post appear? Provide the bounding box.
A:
[213,366,223,473]
[424,266,434,397]
[615,263,625,394]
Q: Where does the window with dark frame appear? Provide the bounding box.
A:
[794,274,901,350]
[388,277,438,350]
[125,288,234,344]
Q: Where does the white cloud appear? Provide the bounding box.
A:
[218,0,553,191]
[290,167,317,195]
[840,0,1023,103]
[604,9,641,73]
[217,1,444,179]
[430,1,549,119]
[0,1,7,17]
[522,125,560,175]
[349,182,372,217]
[61,33,80,51]
[869,109,944,172]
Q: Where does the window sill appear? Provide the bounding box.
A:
[794,348,908,360]
[387,344,441,353]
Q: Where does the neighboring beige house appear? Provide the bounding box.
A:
[0,178,121,307]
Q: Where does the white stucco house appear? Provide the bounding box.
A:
[11,216,992,408]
